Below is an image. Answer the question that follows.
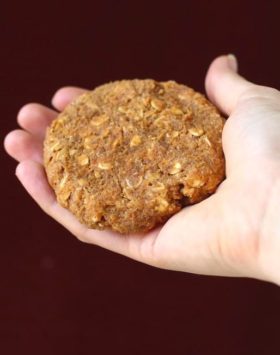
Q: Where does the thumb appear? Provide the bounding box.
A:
[205,54,254,115]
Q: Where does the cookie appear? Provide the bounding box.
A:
[44,80,225,234]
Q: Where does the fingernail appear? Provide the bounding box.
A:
[227,54,238,72]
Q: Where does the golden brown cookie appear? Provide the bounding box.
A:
[44,80,225,234]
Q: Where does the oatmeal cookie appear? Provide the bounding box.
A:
[44,79,225,234]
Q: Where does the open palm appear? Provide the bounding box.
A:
[5,55,280,281]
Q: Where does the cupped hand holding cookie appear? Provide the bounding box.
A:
[4,55,280,285]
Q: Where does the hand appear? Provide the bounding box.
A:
[4,55,280,285]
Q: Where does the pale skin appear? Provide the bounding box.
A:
[4,55,280,285]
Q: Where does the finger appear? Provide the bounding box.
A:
[205,54,255,115]
[52,86,88,111]
[4,130,43,163]
[15,160,160,264]
[17,103,58,140]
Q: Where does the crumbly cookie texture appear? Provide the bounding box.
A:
[44,79,225,234]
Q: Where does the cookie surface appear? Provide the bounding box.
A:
[44,80,225,233]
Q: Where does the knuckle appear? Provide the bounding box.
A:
[75,234,87,243]
[75,229,92,244]
[239,85,280,104]
[239,85,262,101]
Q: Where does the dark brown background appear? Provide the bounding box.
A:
[1,1,280,354]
